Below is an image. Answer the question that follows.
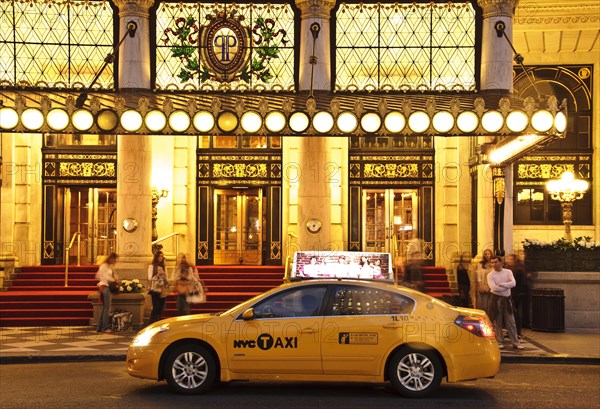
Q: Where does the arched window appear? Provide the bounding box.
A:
[513,66,593,226]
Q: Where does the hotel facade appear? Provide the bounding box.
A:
[0,0,597,281]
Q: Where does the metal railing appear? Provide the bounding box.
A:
[392,233,400,285]
[283,231,298,282]
[152,232,183,257]
[64,232,81,287]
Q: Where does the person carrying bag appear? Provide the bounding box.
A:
[95,253,119,333]
[147,251,170,324]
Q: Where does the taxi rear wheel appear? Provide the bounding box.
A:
[388,347,442,398]
[164,344,217,394]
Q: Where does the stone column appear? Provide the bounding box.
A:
[477,0,518,258]
[113,0,155,278]
[478,0,519,92]
[0,133,17,285]
[293,0,341,253]
[477,161,496,257]
[503,165,514,254]
[296,0,334,91]
[114,0,153,89]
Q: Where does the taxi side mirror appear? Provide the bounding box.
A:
[242,308,255,320]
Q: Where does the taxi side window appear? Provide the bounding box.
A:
[252,287,327,319]
[330,285,414,316]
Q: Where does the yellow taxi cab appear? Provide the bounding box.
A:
[126,279,500,398]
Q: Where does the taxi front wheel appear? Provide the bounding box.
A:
[164,344,217,394]
[388,347,443,398]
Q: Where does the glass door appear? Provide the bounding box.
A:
[363,189,418,266]
[64,188,117,265]
[214,188,263,265]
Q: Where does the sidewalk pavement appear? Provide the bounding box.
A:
[0,326,598,365]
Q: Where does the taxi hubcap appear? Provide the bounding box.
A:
[397,352,435,391]
[172,351,208,389]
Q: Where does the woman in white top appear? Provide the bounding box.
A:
[147,250,169,324]
[95,252,118,333]
[475,249,493,313]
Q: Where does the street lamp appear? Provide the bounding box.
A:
[546,171,589,241]
[151,187,169,253]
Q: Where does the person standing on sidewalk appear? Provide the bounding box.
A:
[475,249,493,312]
[506,254,529,336]
[487,256,524,350]
[95,252,119,333]
[147,251,170,324]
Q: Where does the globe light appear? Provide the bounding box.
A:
[193,111,215,133]
[313,111,334,133]
[145,110,167,132]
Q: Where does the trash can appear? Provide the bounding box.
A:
[531,288,565,332]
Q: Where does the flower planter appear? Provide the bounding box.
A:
[87,292,147,328]
[525,249,600,272]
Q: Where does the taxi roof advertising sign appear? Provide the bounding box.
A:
[291,251,393,282]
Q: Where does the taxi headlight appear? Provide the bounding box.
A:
[132,324,170,347]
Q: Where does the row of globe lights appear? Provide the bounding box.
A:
[0,105,565,135]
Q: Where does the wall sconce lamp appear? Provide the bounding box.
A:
[75,21,138,108]
[151,187,169,253]
[546,171,589,241]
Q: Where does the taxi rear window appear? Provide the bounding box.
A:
[330,285,414,316]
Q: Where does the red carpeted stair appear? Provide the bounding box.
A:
[1,264,451,326]
[163,266,285,317]
[0,265,285,326]
[0,266,98,326]
[421,266,454,299]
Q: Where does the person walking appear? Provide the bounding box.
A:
[95,252,118,333]
[487,256,524,350]
[506,254,529,336]
[147,251,170,324]
[475,249,493,312]
[173,253,197,316]
[456,253,471,308]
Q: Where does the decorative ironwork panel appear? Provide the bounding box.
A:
[336,2,475,91]
[349,154,435,186]
[198,241,209,260]
[156,2,295,91]
[43,152,117,185]
[515,154,592,185]
[198,153,281,186]
[43,241,55,259]
[0,0,114,88]
[213,163,267,178]
[270,241,281,260]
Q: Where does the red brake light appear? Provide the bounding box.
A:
[455,315,495,338]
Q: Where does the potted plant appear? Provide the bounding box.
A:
[88,279,147,328]
[523,236,600,272]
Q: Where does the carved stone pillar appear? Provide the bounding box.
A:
[113,0,154,89]
[478,0,519,92]
[477,162,496,258]
[293,1,343,252]
[296,0,335,90]
[113,0,155,276]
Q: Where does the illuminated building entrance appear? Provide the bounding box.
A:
[61,188,117,265]
[363,189,418,266]
[214,188,264,265]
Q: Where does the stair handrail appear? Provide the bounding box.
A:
[151,232,183,257]
[64,231,81,287]
[283,232,298,283]
[392,233,399,286]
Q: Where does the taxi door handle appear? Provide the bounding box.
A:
[300,328,318,334]
[383,323,403,329]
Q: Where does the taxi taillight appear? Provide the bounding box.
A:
[455,315,495,338]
